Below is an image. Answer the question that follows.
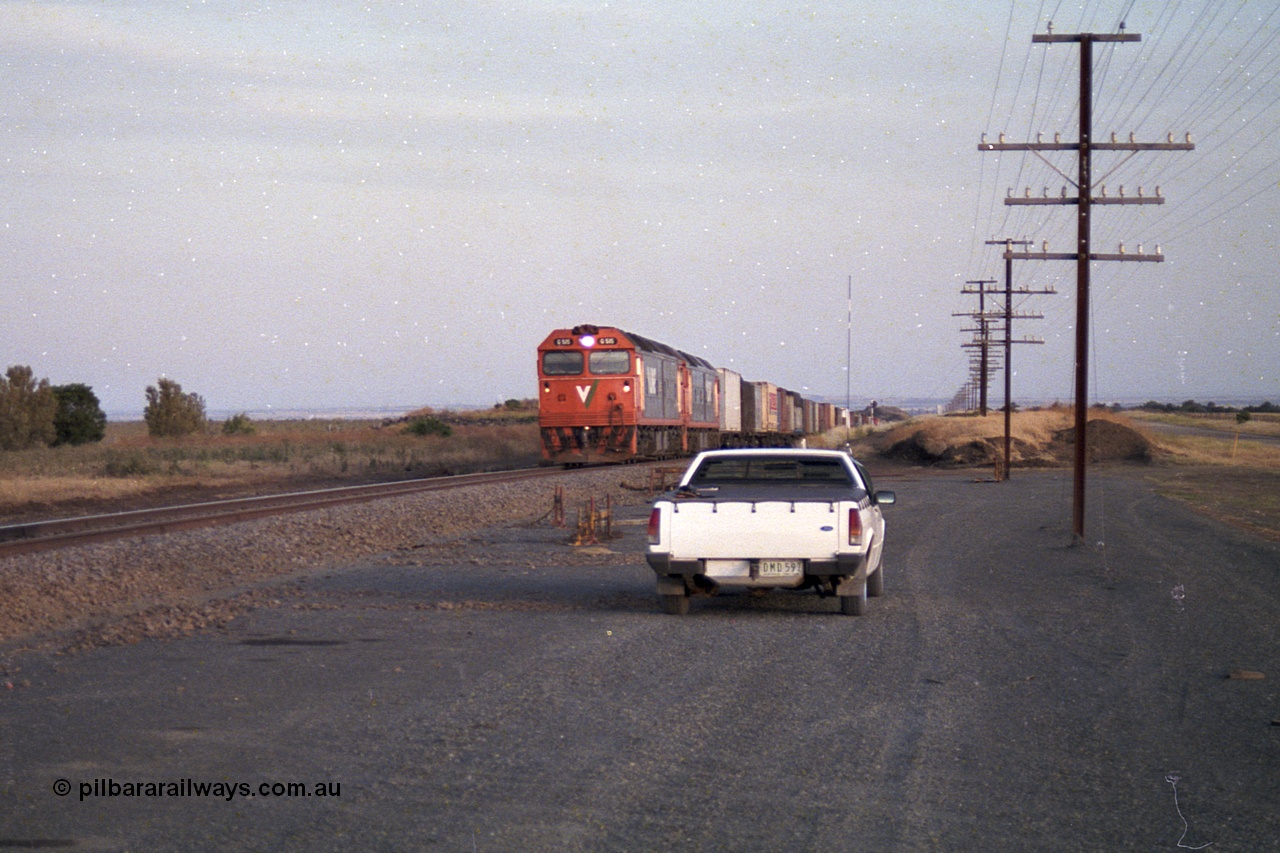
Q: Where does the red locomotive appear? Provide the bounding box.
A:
[537,325,720,465]
[537,324,854,465]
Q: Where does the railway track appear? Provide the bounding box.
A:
[0,467,569,558]
[0,459,920,559]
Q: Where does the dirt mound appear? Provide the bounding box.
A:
[877,413,1152,467]
[1050,418,1153,463]
[882,431,1007,466]
[869,405,911,423]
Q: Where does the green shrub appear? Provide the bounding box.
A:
[405,416,453,438]
[222,412,256,435]
[53,383,107,446]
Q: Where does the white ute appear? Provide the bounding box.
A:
[645,448,895,615]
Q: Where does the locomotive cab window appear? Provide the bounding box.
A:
[542,351,584,375]
[588,350,630,375]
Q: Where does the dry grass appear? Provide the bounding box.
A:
[1118,415,1276,539]
[0,476,155,507]
[1116,410,1280,468]
[1150,431,1280,468]
[1141,467,1280,542]
[0,415,541,517]
[1127,409,1280,438]
[889,409,1077,447]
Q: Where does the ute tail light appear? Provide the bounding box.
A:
[848,508,864,546]
[647,508,661,545]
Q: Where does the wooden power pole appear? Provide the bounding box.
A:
[954,280,997,416]
[985,239,1054,479]
[979,28,1193,540]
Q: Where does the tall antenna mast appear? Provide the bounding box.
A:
[846,274,852,415]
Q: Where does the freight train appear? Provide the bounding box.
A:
[537,325,852,465]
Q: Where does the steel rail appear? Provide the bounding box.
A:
[0,467,566,558]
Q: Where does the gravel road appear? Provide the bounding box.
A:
[2,465,1278,851]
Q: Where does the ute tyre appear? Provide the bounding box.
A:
[840,585,867,616]
[867,562,884,597]
[661,594,690,616]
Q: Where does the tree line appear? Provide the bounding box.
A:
[0,365,210,450]
[1137,399,1278,415]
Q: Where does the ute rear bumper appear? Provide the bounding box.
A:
[646,553,868,588]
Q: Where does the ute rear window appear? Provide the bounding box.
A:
[589,350,630,375]
[692,457,853,484]
[542,351,584,375]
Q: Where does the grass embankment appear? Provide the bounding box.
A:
[0,411,540,519]
[1125,410,1280,541]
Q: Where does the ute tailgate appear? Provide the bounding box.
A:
[665,500,842,560]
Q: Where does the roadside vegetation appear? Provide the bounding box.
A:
[2,387,1276,540]
[1126,406,1280,440]
[1121,407,1280,541]
[0,363,542,518]
[0,408,540,519]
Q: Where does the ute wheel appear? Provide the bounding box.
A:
[840,584,867,616]
[661,594,690,616]
[867,561,884,597]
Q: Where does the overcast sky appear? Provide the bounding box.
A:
[4,0,1278,416]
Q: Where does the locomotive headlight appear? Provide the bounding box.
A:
[579,334,595,348]
[543,382,550,393]
[622,381,631,393]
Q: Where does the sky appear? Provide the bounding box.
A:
[4,0,1278,416]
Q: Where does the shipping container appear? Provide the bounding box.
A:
[717,368,742,432]
[817,402,834,433]
[742,381,779,434]
[803,399,817,435]
[778,389,804,435]
[760,382,779,432]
